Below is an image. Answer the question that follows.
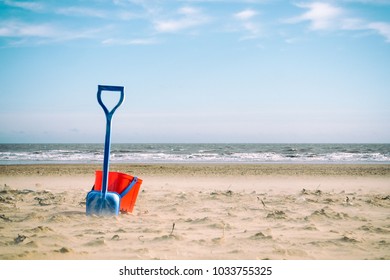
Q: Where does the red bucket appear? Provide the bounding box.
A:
[93,171,143,213]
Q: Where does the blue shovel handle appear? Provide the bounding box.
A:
[97,85,125,199]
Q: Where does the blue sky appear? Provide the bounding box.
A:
[0,0,389,143]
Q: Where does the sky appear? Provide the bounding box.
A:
[0,0,389,143]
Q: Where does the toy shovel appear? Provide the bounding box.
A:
[86,85,124,216]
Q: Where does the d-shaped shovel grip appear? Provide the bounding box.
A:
[97,85,125,120]
[97,85,125,199]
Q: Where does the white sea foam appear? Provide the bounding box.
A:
[1,144,389,164]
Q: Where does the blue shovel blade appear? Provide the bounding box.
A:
[86,190,120,216]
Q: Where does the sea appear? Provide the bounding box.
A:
[0,143,389,165]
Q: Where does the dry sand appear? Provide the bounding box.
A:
[0,164,389,260]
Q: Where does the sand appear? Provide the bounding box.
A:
[0,163,389,260]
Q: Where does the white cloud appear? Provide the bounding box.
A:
[178,6,199,15]
[154,6,210,32]
[0,20,107,45]
[368,22,390,42]
[232,9,261,40]
[3,0,44,12]
[341,18,390,42]
[56,7,108,18]
[0,21,57,37]
[286,2,344,30]
[241,22,261,38]
[234,9,258,21]
[178,0,269,2]
[341,17,366,30]
[341,0,390,4]
[102,38,158,45]
[286,2,390,43]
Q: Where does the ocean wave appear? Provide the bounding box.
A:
[1,144,389,164]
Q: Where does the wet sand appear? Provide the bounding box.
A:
[0,164,389,260]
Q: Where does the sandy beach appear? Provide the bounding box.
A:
[0,163,389,260]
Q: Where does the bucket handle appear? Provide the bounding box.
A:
[120,177,138,198]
